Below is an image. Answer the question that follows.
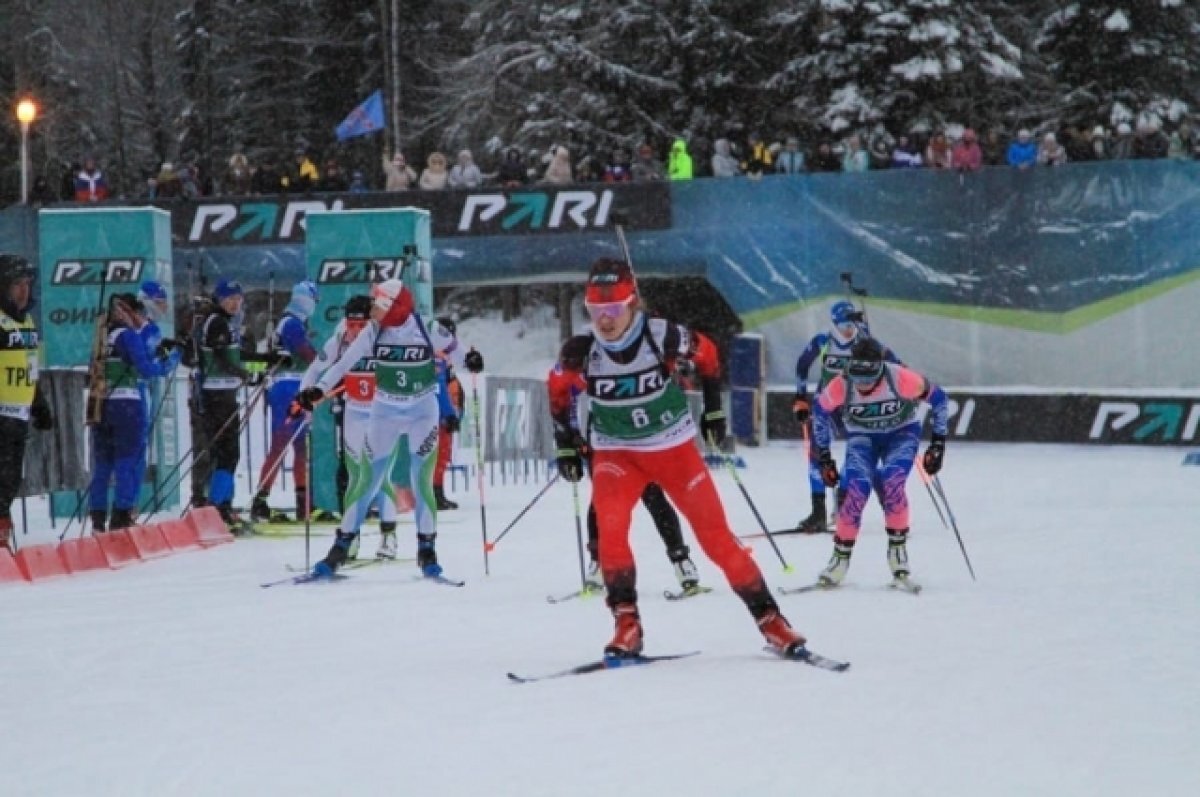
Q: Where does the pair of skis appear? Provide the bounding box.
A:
[779,576,922,596]
[261,566,465,589]
[507,644,850,683]
[545,584,714,604]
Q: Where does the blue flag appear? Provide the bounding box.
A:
[335,90,385,141]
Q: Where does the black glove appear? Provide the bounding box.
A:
[817,448,839,488]
[246,370,265,387]
[296,386,324,412]
[444,415,461,434]
[31,400,53,431]
[554,430,587,482]
[701,408,727,447]
[793,393,810,424]
[464,348,484,374]
[923,434,946,476]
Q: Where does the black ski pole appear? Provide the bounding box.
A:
[488,472,560,550]
[709,433,794,573]
[933,474,975,581]
[839,271,870,326]
[916,461,950,531]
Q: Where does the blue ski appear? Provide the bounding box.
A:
[260,572,350,588]
[419,574,466,587]
[507,651,701,684]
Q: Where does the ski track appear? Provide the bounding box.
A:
[1,442,1197,796]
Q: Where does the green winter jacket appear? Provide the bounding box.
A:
[668,139,693,180]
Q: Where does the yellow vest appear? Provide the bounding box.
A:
[0,310,39,420]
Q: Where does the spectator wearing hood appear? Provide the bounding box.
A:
[542,146,573,184]
[497,148,527,186]
[842,134,869,172]
[382,152,417,191]
[348,170,368,193]
[867,124,895,169]
[420,152,449,190]
[711,138,740,177]
[667,139,693,180]
[775,137,805,174]
[631,143,665,181]
[1006,129,1038,169]
[951,129,983,172]
[448,149,483,189]
[1037,133,1068,167]
[226,150,253,195]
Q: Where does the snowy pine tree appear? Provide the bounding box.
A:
[768,0,1023,136]
[425,1,774,158]
[1034,1,1200,129]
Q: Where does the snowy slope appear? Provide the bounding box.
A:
[1,442,1197,797]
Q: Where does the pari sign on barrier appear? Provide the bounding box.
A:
[37,208,180,514]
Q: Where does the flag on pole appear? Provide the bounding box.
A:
[335,90,385,141]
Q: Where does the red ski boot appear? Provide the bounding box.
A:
[758,609,806,657]
[604,603,644,659]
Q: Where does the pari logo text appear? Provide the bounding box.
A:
[1090,401,1200,443]
[51,259,144,286]
[188,199,344,243]
[317,258,405,284]
[458,189,614,232]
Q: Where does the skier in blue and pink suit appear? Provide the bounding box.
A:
[810,336,949,591]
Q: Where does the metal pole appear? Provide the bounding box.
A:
[19,121,30,204]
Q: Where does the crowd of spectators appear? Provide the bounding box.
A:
[21,116,1200,206]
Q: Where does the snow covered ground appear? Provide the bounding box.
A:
[1,441,1197,796]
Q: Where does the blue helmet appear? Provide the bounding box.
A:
[139,280,168,302]
[830,300,858,327]
[286,280,319,321]
[213,278,244,301]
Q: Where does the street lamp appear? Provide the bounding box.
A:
[16,98,37,204]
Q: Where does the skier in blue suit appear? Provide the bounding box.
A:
[89,293,181,532]
[791,300,901,533]
[251,280,320,521]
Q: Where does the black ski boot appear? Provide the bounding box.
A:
[417,532,442,577]
[90,510,108,534]
[313,530,357,577]
[108,508,134,530]
[219,502,251,535]
[795,493,831,534]
[250,493,273,522]
[433,485,458,511]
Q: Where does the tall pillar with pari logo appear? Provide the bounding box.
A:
[304,209,432,514]
[37,208,178,516]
